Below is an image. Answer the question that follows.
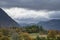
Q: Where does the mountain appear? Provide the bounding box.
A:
[0,8,20,27]
[38,19,60,30]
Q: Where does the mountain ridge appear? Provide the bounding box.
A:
[38,19,60,30]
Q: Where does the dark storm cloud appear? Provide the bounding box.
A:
[0,0,60,10]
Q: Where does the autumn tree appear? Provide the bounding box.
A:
[47,30,57,38]
[19,32,33,40]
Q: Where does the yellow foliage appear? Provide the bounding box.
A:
[48,30,57,38]
[19,32,33,40]
[1,36,10,40]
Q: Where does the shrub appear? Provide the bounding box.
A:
[1,36,10,40]
[57,37,60,40]
[35,36,41,40]
[47,30,57,38]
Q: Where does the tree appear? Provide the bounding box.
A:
[39,26,44,32]
[25,25,40,33]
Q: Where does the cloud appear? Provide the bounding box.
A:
[3,7,49,23]
[2,7,60,24]
[0,0,60,10]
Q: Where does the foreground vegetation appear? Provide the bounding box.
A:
[0,25,60,40]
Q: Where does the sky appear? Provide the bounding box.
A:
[0,0,60,24]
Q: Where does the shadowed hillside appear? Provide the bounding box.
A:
[0,8,20,27]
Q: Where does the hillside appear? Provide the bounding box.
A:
[0,8,20,27]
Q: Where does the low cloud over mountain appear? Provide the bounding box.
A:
[3,8,60,24]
